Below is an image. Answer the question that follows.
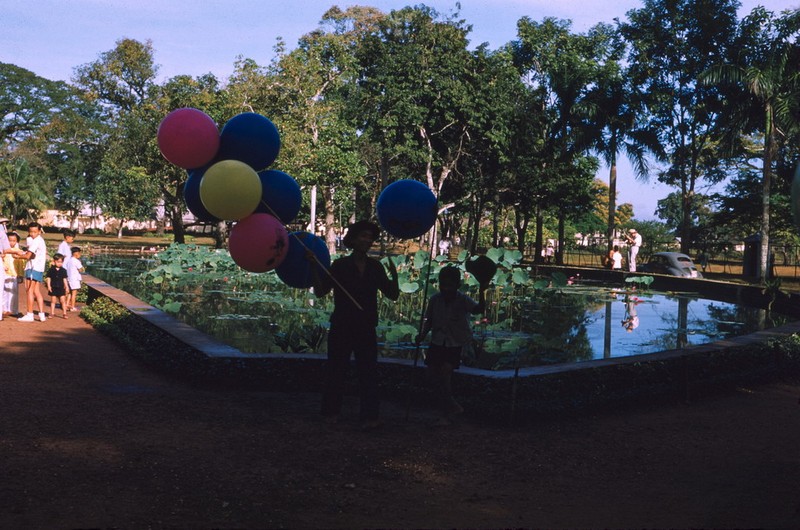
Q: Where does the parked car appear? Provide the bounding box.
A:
[639,252,703,278]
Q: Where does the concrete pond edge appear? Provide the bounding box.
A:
[81,270,800,425]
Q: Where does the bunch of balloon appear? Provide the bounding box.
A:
[157,109,305,274]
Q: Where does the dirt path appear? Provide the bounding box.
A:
[1,308,800,528]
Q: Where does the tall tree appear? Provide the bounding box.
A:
[511,17,614,261]
[586,56,663,253]
[74,38,180,239]
[701,7,800,280]
[620,0,739,254]
[355,6,477,231]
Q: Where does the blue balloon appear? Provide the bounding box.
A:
[376,179,438,239]
[255,169,302,224]
[184,167,220,223]
[276,232,331,289]
[217,113,281,171]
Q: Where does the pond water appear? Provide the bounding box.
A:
[86,253,791,371]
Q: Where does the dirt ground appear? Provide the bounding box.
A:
[2,307,800,529]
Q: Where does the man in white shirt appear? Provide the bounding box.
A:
[625,228,643,272]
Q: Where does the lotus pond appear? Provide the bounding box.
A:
[86,244,792,371]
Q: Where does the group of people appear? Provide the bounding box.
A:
[606,228,643,272]
[310,220,487,429]
[1,222,84,322]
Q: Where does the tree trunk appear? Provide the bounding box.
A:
[680,189,692,255]
[514,208,529,256]
[760,104,774,282]
[492,200,500,247]
[323,186,337,255]
[171,203,185,244]
[606,159,617,254]
[308,185,317,235]
[557,214,566,265]
[213,221,228,249]
[534,208,544,264]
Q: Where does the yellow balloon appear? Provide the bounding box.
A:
[199,160,262,220]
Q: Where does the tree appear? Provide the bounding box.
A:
[620,0,740,254]
[94,166,161,237]
[155,73,226,243]
[701,7,800,280]
[0,157,52,225]
[14,89,106,228]
[656,191,714,248]
[0,63,75,151]
[585,55,663,254]
[354,5,477,237]
[73,38,178,239]
[511,17,615,261]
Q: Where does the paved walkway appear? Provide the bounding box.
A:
[3,305,800,528]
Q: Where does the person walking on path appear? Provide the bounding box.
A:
[310,220,399,430]
[416,265,487,424]
[20,222,48,322]
[624,228,642,272]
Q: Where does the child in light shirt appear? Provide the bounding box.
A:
[64,246,84,312]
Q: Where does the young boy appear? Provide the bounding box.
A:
[20,222,48,322]
[416,265,487,425]
[45,253,69,319]
[64,246,84,312]
[57,229,75,260]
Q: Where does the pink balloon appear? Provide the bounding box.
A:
[228,213,289,273]
[157,108,220,169]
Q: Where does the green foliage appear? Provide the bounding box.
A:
[625,275,655,289]
[0,158,52,224]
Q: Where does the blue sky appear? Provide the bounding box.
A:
[2,0,797,220]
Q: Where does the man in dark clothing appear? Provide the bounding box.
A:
[311,220,399,429]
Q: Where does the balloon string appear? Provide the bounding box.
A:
[257,200,364,311]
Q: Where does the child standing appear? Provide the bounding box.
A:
[64,246,84,312]
[610,245,623,270]
[45,253,69,319]
[20,222,48,322]
[416,266,487,424]
[57,230,75,260]
[3,231,25,316]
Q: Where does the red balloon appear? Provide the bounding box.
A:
[228,213,289,273]
[157,108,219,169]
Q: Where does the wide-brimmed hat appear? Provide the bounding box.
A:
[0,217,9,223]
[628,228,637,233]
[342,220,380,248]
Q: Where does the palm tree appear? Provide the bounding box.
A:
[0,157,51,226]
[702,7,800,282]
[587,69,663,254]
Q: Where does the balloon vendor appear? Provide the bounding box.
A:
[310,220,399,431]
